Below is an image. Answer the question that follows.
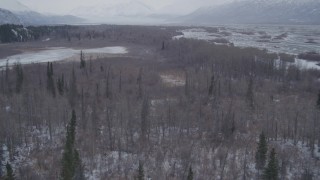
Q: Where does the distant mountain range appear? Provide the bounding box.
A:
[180,0,320,25]
[15,11,84,25]
[70,0,157,24]
[0,8,22,25]
[0,0,83,25]
[71,1,153,18]
[1,0,319,25]
[0,0,30,12]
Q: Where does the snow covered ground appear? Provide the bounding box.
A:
[1,124,319,179]
[271,139,320,179]
[173,25,320,70]
[0,46,128,67]
[174,25,320,54]
[160,74,185,87]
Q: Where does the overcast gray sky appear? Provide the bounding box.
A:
[18,0,227,14]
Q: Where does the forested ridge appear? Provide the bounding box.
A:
[0,24,78,43]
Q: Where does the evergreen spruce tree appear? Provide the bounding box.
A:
[50,62,54,76]
[57,74,65,96]
[5,162,15,180]
[256,132,268,171]
[73,150,85,180]
[47,62,50,79]
[264,148,279,180]
[80,51,86,69]
[317,90,320,109]
[51,75,56,97]
[46,62,56,97]
[61,110,83,180]
[68,67,78,108]
[208,74,215,96]
[137,68,143,99]
[0,147,2,178]
[301,168,313,180]
[187,166,193,180]
[137,162,144,180]
[15,63,23,93]
[246,76,254,108]
[5,60,9,83]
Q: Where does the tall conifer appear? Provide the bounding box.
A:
[256,132,268,170]
[264,148,279,180]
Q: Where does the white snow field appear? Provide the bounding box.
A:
[0,46,128,67]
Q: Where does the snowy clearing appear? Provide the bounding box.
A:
[160,74,185,87]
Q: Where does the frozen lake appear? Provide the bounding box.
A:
[173,25,320,70]
[0,46,128,67]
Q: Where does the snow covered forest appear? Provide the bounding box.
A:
[0,25,319,180]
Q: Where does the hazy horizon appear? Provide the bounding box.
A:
[1,0,319,25]
[17,0,227,15]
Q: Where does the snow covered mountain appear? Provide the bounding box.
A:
[15,11,84,25]
[70,0,154,22]
[157,0,229,16]
[181,0,320,25]
[0,0,84,25]
[0,8,22,25]
[0,0,30,12]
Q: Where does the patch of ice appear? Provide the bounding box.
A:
[294,58,320,70]
[5,106,11,112]
[150,98,177,107]
[160,75,185,87]
[275,57,320,70]
[172,35,184,40]
[83,46,127,54]
[0,46,128,67]
[42,38,51,42]
[173,28,216,41]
